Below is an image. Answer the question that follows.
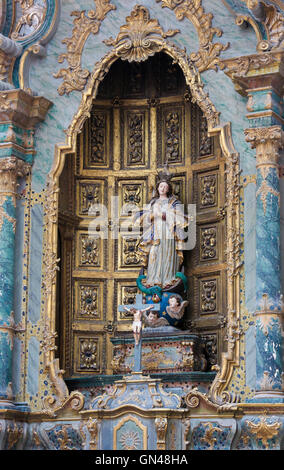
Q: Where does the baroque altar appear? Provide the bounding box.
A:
[1,0,284,452]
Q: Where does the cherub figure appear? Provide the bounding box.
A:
[144,310,168,328]
[165,294,188,322]
[123,305,154,345]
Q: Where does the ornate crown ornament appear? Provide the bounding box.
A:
[156,162,172,185]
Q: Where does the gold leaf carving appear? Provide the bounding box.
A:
[156,0,229,72]
[103,5,180,62]
[11,0,47,40]
[200,422,223,449]
[246,417,281,448]
[54,0,116,95]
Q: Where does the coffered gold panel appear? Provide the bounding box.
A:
[75,231,105,270]
[200,275,219,315]
[73,279,105,321]
[191,102,214,162]
[157,103,186,166]
[199,224,219,263]
[76,178,106,217]
[58,54,227,379]
[116,234,142,270]
[116,178,147,217]
[197,171,219,210]
[73,334,103,374]
[83,108,112,169]
[170,173,187,205]
[121,107,149,168]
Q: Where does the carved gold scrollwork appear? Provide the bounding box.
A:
[46,9,240,411]
[156,0,229,72]
[11,0,47,40]
[246,417,281,448]
[103,5,180,62]
[237,1,284,52]
[54,0,116,95]
[42,178,85,415]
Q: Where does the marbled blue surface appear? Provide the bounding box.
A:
[27,336,39,397]
[13,201,25,324]
[0,332,12,398]
[245,325,256,391]
[244,183,256,311]
[0,196,15,324]
[255,316,283,392]
[256,168,281,308]
[27,204,43,324]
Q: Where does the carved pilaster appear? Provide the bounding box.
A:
[155,417,168,450]
[0,89,52,408]
[245,125,284,402]
[0,157,30,406]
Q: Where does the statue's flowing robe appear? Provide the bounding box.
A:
[134,195,188,288]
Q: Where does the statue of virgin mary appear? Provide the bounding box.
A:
[134,167,188,291]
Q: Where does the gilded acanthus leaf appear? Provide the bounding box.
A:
[103,5,180,62]
[246,417,281,448]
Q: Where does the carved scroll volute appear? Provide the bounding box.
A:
[42,176,85,415]
[103,5,180,62]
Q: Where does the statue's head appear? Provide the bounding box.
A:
[169,294,182,307]
[154,179,173,199]
[154,163,173,199]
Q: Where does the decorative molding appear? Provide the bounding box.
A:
[246,417,281,448]
[155,417,168,450]
[44,32,241,411]
[87,418,100,450]
[155,0,230,72]
[0,157,30,195]
[66,42,220,139]
[54,0,116,95]
[41,177,85,415]
[0,89,53,128]
[244,125,283,154]
[237,1,284,52]
[11,0,47,41]
[103,5,180,62]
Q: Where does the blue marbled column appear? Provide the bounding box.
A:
[0,158,28,407]
[246,126,284,402]
[0,194,16,404]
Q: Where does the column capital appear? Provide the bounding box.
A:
[0,89,52,129]
[0,157,31,194]
[244,125,284,149]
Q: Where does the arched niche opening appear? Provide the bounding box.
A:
[56,52,227,382]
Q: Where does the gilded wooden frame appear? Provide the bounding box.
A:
[41,13,241,414]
